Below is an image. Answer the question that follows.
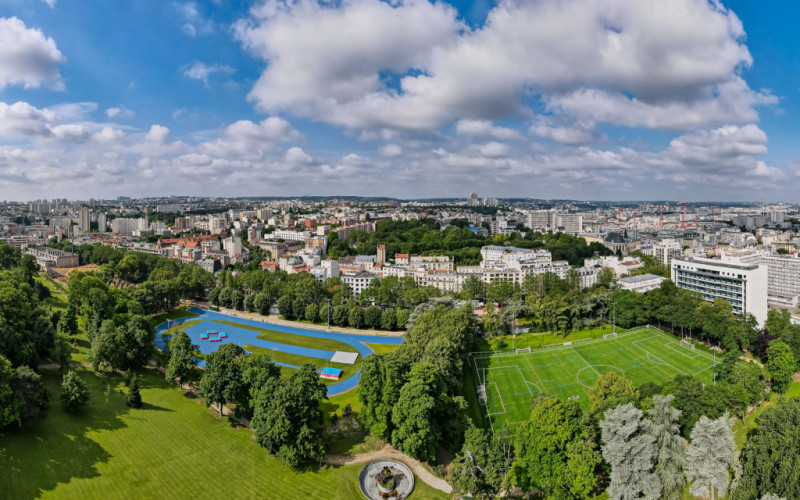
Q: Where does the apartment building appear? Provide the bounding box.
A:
[671,257,767,326]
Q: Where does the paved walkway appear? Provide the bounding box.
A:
[324,444,452,495]
[195,303,407,337]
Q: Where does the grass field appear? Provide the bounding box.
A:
[243,344,363,386]
[472,326,717,440]
[0,368,448,500]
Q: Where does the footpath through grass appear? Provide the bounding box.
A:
[0,367,448,500]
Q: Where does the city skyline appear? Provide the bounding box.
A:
[0,0,799,201]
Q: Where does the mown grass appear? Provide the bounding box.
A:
[0,367,448,499]
[363,343,401,355]
[150,308,200,329]
[212,319,358,354]
[477,324,614,352]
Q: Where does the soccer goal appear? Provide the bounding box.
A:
[603,332,618,339]
[680,339,695,350]
[477,383,487,405]
[515,347,532,354]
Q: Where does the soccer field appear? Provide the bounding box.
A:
[471,326,717,440]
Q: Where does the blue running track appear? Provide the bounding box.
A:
[155,308,404,395]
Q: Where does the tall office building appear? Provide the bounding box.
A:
[79,209,91,234]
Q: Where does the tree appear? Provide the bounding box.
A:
[358,353,408,441]
[348,307,364,329]
[396,309,410,329]
[57,305,79,336]
[0,355,19,426]
[254,292,271,315]
[381,309,397,330]
[198,343,246,417]
[364,306,381,328]
[733,398,800,500]
[51,333,72,376]
[127,378,142,408]
[241,352,281,412]
[686,414,738,500]
[510,396,601,498]
[332,305,348,326]
[648,395,686,500]
[165,331,198,390]
[277,295,292,318]
[251,364,327,469]
[589,372,639,416]
[451,425,507,499]
[60,370,89,412]
[304,302,319,323]
[600,403,661,500]
[765,341,795,393]
[12,365,45,427]
[391,363,445,461]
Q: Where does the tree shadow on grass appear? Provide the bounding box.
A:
[0,369,130,499]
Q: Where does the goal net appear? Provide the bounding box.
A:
[477,383,487,405]
[603,332,618,339]
[515,347,532,354]
[680,339,695,350]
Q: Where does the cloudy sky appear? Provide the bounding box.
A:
[0,0,798,201]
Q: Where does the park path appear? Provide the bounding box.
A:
[192,302,407,338]
[324,444,452,495]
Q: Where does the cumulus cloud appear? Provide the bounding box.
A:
[379,144,403,157]
[456,120,521,140]
[182,61,235,86]
[0,17,65,90]
[529,119,602,144]
[106,105,135,119]
[179,2,215,36]
[199,117,302,158]
[235,0,770,131]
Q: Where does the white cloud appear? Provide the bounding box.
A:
[179,2,215,37]
[236,0,770,132]
[145,125,170,143]
[106,105,135,119]
[92,126,125,144]
[379,144,403,157]
[0,17,65,90]
[529,119,602,144]
[200,117,302,158]
[183,61,235,86]
[456,120,521,140]
[42,0,56,8]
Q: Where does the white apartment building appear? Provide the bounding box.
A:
[526,210,554,231]
[556,213,583,236]
[150,221,169,235]
[759,254,800,309]
[268,230,312,242]
[671,257,767,326]
[653,239,682,266]
[342,271,379,297]
[208,215,227,235]
[97,213,107,232]
[223,236,243,257]
[111,217,147,235]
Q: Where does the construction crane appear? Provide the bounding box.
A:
[675,202,687,229]
[616,206,623,229]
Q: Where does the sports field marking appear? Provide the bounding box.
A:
[485,382,505,415]
[569,347,601,378]
[516,366,535,397]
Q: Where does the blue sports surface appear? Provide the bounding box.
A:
[155,308,403,395]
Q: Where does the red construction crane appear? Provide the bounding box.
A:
[631,210,642,231]
[658,205,668,229]
[710,205,717,222]
[616,206,623,229]
[675,202,687,229]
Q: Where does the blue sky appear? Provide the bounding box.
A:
[0,0,798,201]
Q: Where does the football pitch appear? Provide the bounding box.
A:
[470,326,717,440]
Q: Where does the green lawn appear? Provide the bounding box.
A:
[478,324,614,352]
[150,308,200,329]
[0,368,448,500]
[363,343,401,355]
[472,326,716,440]
[243,344,362,388]
[36,275,69,312]
[211,320,358,354]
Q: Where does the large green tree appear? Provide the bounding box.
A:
[390,362,445,461]
[588,371,639,417]
[765,341,795,393]
[60,370,89,412]
[733,398,800,500]
[0,354,19,426]
[165,331,198,390]
[198,343,247,417]
[450,425,507,499]
[511,396,601,498]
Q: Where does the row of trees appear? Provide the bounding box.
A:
[358,305,476,461]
